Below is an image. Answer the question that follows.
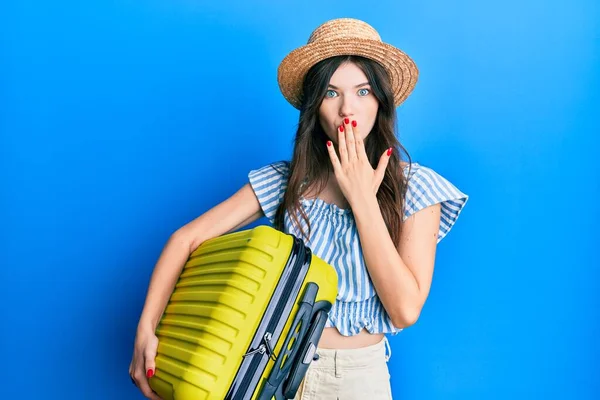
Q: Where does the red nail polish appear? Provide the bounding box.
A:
[352,120,357,127]
[344,118,349,124]
[147,369,154,378]
[327,141,332,147]
[387,148,393,156]
[339,125,344,132]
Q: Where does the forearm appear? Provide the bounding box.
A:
[137,232,193,332]
[137,185,265,333]
[351,192,421,326]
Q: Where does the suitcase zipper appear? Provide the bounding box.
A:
[226,236,311,400]
[241,332,276,360]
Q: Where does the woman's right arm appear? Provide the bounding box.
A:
[138,182,263,332]
[130,182,263,398]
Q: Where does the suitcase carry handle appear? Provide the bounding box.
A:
[282,306,329,399]
[258,283,319,400]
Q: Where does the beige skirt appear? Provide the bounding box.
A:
[293,336,393,400]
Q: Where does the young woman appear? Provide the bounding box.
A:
[130,18,468,400]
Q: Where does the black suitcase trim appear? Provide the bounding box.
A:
[258,285,332,400]
[225,234,312,400]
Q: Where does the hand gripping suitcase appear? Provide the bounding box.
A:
[148,225,338,400]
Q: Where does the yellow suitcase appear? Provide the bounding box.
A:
[149,225,338,400]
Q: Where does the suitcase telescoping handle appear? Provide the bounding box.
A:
[258,283,319,400]
[282,307,329,399]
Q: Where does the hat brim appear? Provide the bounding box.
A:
[277,37,419,109]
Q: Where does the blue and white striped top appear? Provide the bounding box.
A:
[248,161,468,336]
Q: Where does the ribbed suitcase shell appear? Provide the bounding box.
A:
[149,225,338,400]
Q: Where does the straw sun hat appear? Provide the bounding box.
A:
[277,18,419,109]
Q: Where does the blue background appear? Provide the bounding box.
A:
[2,0,598,399]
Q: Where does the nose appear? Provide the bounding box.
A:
[338,96,355,119]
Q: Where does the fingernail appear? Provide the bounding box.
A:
[146,369,154,378]
[339,125,344,132]
[327,141,332,147]
[387,148,393,156]
[352,120,357,127]
[344,118,349,124]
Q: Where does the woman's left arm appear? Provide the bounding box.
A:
[351,193,441,328]
[325,119,443,328]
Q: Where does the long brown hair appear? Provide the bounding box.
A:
[274,55,412,245]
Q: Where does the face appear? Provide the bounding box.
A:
[318,61,379,143]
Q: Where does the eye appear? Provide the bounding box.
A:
[325,89,338,98]
[358,88,370,96]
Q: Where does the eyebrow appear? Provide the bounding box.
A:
[328,82,370,89]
